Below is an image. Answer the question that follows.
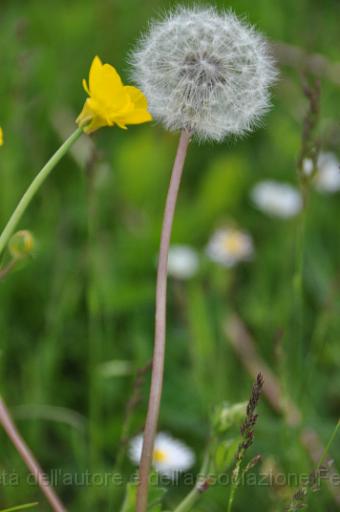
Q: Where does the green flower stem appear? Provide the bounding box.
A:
[0,127,83,258]
[0,503,38,512]
[173,453,211,512]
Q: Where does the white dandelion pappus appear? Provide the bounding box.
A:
[129,433,195,478]
[251,180,302,218]
[167,245,199,280]
[131,7,277,142]
[206,227,254,267]
[314,152,340,193]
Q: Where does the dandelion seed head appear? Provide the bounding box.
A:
[131,6,277,141]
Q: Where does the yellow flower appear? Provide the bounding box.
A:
[76,56,152,133]
[0,126,3,146]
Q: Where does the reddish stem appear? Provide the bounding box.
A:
[136,130,191,512]
[0,396,67,512]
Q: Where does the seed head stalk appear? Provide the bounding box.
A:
[136,130,191,512]
[0,396,66,512]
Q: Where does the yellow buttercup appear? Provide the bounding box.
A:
[76,56,152,133]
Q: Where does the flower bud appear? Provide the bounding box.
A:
[212,401,247,434]
[8,230,35,260]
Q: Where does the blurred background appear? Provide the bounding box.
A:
[0,0,340,510]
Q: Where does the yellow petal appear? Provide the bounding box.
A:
[89,56,126,110]
[82,78,90,95]
[125,86,149,110]
[0,126,3,146]
[116,109,152,126]
[88,56,103,93]
[115,86,152,126]
[86,115,109,134]
[76,99,107,133]
[115,120,128,130]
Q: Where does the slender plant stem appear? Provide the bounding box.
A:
[0,128,83,511]
[317,419,340,469]
[0,259,17,281]
[136,130,191,512]
[0,503,39,512]
[0,396,66,512]
[0,127,82,258]
[173,453,210,512]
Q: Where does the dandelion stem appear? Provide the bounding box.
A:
[0,396,66,512]
[0,127,82,258]
[136,130,191,512]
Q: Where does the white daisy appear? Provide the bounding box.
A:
[251,180,302,218]
[129,432,195,478]
[206,228,254,268]
[167,245,199,280]
[314,152,340,193]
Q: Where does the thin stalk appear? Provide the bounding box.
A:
[0,127,82,258]
[85,159,104,507]
[0,396,66,512]
[173,452,210,512]
[136,130,191,512]
[0,259,17,281]
[317,419,340,469]
[293,206,306,396]
[0,503,39,512]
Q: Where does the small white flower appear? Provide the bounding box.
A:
[206,228,254,267]
[167,245,199,280]
[131,7,277,142]
[302,158,314,177]
[129,433,195,478]
[251,180,302,218]
[314,152,340,193]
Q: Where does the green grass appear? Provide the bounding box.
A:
[0,0,340,510]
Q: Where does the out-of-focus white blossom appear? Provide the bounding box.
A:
[302,158,314,177]
[314,152,340,193]
[129,433,195,478]
[206,227,254,267]
[251,180,302,218]
[131,7,277,142]
[167,245,199,280]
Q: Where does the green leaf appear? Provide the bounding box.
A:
[214,437,240,473]
[120,482,137,512]
[120,479,166,512]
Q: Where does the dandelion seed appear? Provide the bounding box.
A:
[251,180,302,218]
[206,227,254,267]
[131,7,277,141]
[129,433,195,478]
[167,245,199,280]
[314,152,340,193]
[76,56,152,133]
